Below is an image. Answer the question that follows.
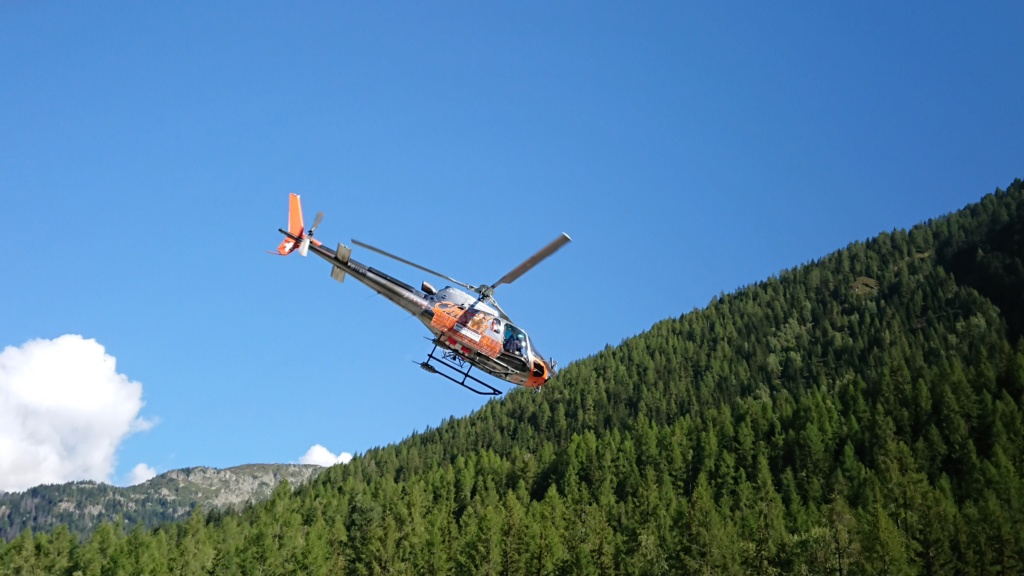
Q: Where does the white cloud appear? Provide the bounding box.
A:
[299,444,353,467]
[0,335,155,492]
[127,463,157,485]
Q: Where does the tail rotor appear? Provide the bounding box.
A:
[299,211,324,257]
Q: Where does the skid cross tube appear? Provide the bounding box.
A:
[418,344,503,396]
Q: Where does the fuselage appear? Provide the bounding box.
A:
[282,230,552,387]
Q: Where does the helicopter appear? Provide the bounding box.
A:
[274,193,571,395]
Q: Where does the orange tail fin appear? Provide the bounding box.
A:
[276,193,305,255]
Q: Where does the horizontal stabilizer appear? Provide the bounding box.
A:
[331,243,351,283]
[336,243,352,265]
[331,266,346,283]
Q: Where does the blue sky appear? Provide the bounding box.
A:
[2,2,1022,487]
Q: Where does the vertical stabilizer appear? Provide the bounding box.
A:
[276,193,306,255]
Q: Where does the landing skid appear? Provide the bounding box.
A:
[417,344,503,396]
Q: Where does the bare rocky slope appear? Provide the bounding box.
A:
[0,464,324,540]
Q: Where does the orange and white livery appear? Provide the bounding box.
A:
[274,193,570,394]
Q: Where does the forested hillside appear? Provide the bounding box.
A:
[2,181,1022,575]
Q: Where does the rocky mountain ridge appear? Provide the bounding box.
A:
[0,463,324,540]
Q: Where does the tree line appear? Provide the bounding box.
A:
[2,180,1022,575]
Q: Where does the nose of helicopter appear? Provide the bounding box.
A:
[525,355,555,388]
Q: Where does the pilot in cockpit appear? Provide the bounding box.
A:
[504,327,527,356]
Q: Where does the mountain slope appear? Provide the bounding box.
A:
[0,464,322,541]
[2,180,1022,575]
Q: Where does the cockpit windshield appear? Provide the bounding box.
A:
[530,343,545,364]
[502,323,530,357]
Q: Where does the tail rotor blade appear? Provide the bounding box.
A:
[310,211,324,235]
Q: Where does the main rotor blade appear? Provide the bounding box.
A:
[351,238,477,292]
[492,232,572,288]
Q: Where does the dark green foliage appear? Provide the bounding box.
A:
[0,481,152,542]
[4,180,1023,574]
